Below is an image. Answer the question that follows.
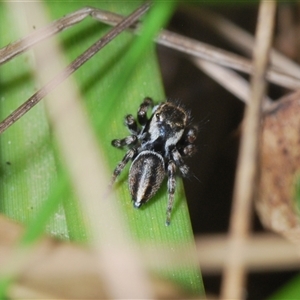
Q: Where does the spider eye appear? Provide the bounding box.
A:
[156,113,160,119]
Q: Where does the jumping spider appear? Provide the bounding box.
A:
[111,97,197,225]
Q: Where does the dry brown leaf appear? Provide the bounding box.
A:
[258,90,300,244]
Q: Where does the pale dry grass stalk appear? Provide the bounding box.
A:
[0,215,189,299]
[4,2,153,299]
[195,233,300,273]
[220,1,276,299]
[181,5,300,79]
[191,58,273,107]
[2,211,300,298]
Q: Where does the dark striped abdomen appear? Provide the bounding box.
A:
[128,151,165,207]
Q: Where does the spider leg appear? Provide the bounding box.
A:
[166,146,194,225]
[185,125,198,144]
[111,135,137,148]
[171,148,190,177]
[125,114,139,134]
[166,160,177,226]
[137,97,154,126]
[110,148,137,185]
[182,144,197,157]
[179,125,198,158]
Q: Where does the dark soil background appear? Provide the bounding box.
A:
[157,3,299,299]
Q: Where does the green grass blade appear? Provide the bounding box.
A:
[0,1,204,296]
[0,2,69,239]
[268,273,300,300]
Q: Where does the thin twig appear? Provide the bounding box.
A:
[2,6,298,90]
[0,2,151,134]
[220,1,276,299]
[1,6,299,82]
[191,58,273,107]
[0,4,299,134]
[156,29,300,90]
[180,5,300,79]
[0,6,136,65]
[81,8,300,89]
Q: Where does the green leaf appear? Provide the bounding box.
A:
[0,0,204,296]
[268,273,300,300]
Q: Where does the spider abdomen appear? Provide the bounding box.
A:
[129,150,165,208]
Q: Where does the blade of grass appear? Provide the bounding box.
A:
[45,0,203,294]
[0,2,69,238]
[0,0,204,296]
[268,273,300,300]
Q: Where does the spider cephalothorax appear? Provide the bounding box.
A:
[111,97,197,225]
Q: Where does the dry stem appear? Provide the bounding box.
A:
[220,1,276,299]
